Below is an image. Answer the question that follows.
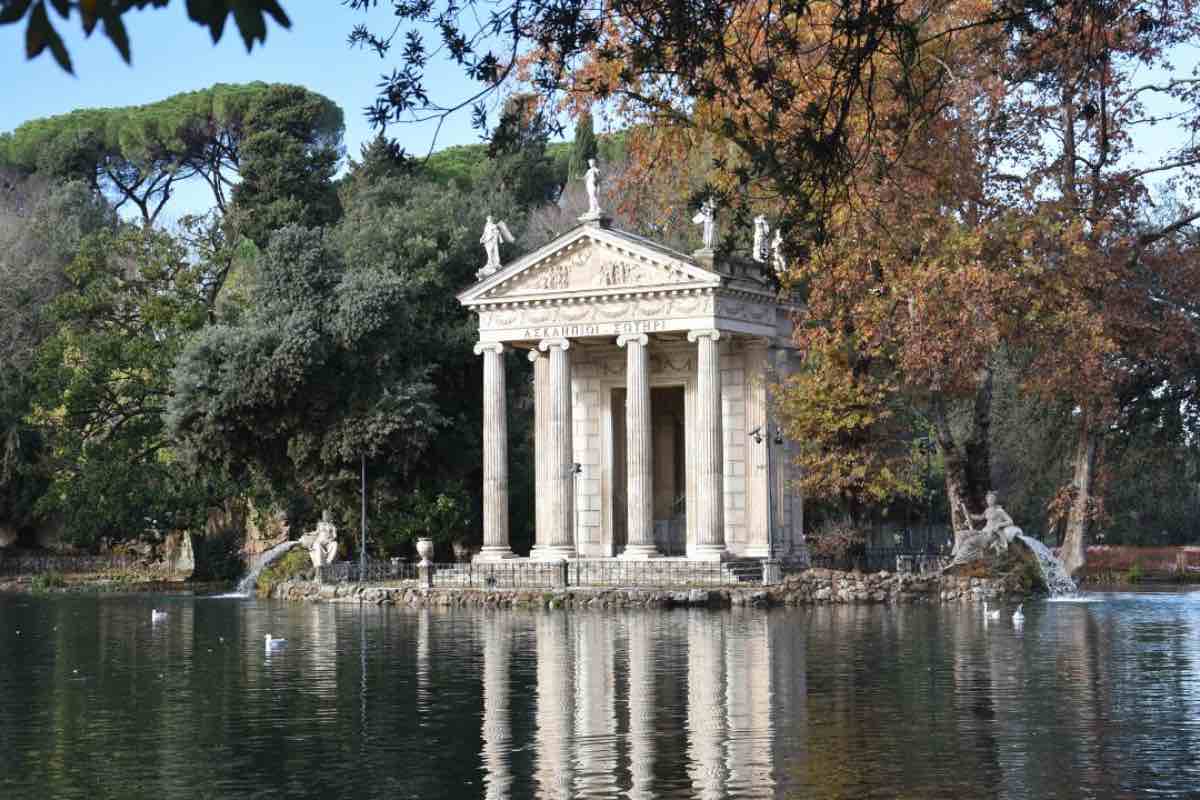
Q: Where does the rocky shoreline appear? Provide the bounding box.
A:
[270,568,1031,608]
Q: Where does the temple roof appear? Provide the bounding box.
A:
[458,221,726,307]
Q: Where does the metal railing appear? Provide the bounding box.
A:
[0,553,144,577]
[316,558,749,588]
[809,547,948,574]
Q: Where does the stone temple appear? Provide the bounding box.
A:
[458,214,803,562]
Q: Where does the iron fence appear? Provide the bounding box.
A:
[316,558,749,588]
[568,559,739,587]
[0,553,143,577]
[810,547,948,574]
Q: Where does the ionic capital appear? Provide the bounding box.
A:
[527,348,545,363]
[473,342,505,356]
[616,333,649,349]
[538,338,571,352]
[687,329,722,343]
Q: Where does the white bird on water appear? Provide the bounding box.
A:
[1012,604,1025,625]
[264,633,286,651]
[151,609,168,623]
[983,601,1001,621]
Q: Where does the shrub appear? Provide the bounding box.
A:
[255,547,311,597]
[1126,561,1143,583]
[30,571,66,592]
[808,517,867,565]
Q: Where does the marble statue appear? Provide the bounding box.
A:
[771,229,786,275]
[583,158,602,218]
[954,491,1022,556]
[479,215,515,278]
[972,491,1023,549]
[692,199,717,250]
[309,510,339,569]
[753,215,770,263]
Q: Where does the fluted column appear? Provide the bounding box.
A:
[474,342,515,560]
[531,338,576,560]
[744,343,771,558]
[617,334,659,558]
[687,329,726,560]
[529,349,551,549]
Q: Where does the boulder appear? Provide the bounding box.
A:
[942,533,1047,593]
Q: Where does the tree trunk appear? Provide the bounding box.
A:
[1061,417,1099,577]
[931,367,994,553]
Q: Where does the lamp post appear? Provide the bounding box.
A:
[360,453,367,582]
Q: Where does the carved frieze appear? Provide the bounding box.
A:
[483,245,692,298]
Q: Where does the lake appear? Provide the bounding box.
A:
[1,589,1198,798]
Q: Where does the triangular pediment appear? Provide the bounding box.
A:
[459,225,722,305]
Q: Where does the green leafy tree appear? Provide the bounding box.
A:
[482,94,561,209]
[1,82,342,226]
[567,109,597,181]
[168,161,532,553]
[229,83,344,247]
[0,173,115,542]
[30,225,210,546]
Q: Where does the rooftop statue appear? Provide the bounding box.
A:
[479,215,515,278]
[692,199,717,251]
[753,215,770,263]
[582,158,602,219]
[771,229,786,275]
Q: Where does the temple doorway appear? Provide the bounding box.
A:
[611,386,687,556]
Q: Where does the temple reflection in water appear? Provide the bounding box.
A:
[469,610,799,799]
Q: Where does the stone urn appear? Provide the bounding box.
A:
[416,537,435,567]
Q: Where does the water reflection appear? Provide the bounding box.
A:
[3,592,1200,798]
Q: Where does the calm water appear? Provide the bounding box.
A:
[1,590,1199,799]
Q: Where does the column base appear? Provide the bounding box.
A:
[618,544,663,560]
[473,546,518,562]
[686,543,728,561]
[529,545,576,562]
[740,544,772,559]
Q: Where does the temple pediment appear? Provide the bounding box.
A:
[459,225,722,305]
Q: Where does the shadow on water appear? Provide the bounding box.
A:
[1,589,1199,799]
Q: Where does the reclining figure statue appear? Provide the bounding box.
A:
[953,491,1023,559]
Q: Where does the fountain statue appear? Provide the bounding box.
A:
[308,511,339,569]
[943,490,1075,596]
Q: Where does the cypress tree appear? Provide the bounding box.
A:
[568,111,598,181]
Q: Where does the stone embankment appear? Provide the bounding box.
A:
[271,568,1028,609]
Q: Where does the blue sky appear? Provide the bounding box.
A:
[2,6,1197,223]
[0,4,499,221]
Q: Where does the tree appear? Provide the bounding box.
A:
[167,167,531,550]
[0,172,115,542]
[994,1,1200,573]
[1,82,343,226]
[29,225,211,545]
[228,83,344,247]
[567,109,597,181]
[3,0,290,73]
